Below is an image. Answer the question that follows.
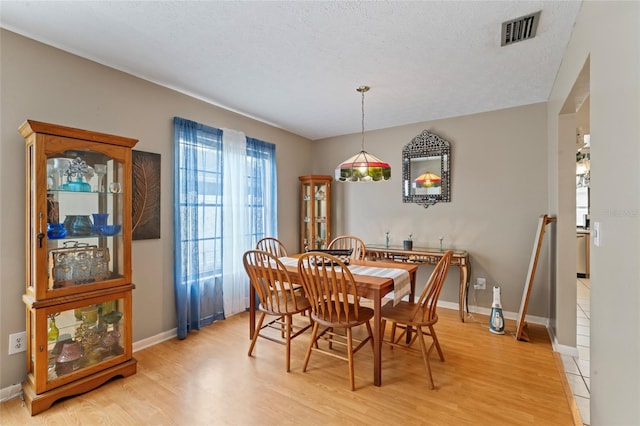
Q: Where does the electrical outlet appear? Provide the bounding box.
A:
[8,331,27,355]
[474,277,486,290]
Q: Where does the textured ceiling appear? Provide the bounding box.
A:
[0,1,581,140]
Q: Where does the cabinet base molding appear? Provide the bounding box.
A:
[22,358,137,416]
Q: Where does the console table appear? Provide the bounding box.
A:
[366,244,470,322]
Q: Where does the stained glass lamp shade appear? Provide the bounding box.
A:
[414,172,441,187]
[334,85,391,182]
[335,151,391,182]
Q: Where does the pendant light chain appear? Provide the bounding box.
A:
[361,88,365,152]
[358,85,369,152]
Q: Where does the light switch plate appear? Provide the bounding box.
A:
[593,222,600,247]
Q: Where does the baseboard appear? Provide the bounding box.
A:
[459,301,579,356]
[132,328,177,352]
[547,325,580,357]
[439,300,549,326]
[0,383,22,403]
[1,328,178,403]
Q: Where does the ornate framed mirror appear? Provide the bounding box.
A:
[402,130,451,208]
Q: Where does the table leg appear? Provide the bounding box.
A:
[249,283,256,339]
[373,292,382,387]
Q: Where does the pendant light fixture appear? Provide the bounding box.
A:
[335,86,391,182]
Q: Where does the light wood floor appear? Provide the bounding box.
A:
[1,307,578,425]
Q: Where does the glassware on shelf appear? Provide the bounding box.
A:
[63,215,93,237]
[93,164,107,192]
[60,157,92,192]
[73,252,92,281]
[109,182,122,194]
[103,310,123,326]
[83,166,94,186]
[60,176,91,192]
[47,313,59,341]
[55,341,83,376]
[80,306,99,325]
[46,163,56,190]
[91,213,109,234]
[53,253,73,282]
[91,250,109,280]
[47,223,67,239]
[96,225,122,236]
[48,157,71,189]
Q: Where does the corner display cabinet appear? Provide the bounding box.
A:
[20,120,138,415]
[299,175,332,252]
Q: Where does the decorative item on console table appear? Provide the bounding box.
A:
[403,234,413,251]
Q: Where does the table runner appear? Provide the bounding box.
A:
[279,257,410,305]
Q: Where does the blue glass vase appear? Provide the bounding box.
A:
[91,213,109,234]
[63,215,93,237]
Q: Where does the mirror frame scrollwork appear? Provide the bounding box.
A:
[402,130,451,208]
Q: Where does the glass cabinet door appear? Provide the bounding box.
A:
[302,181,312,251]
[299,175,331,252]
[25,131,134,302]
[313,183,328,248]
[46,149,125,290]
[28,291,132,394]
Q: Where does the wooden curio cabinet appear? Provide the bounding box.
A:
[299,175,332,252]
[20,120,138,415]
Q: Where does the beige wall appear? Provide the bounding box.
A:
[547,1,640,423]
[311,103,551,319]
[0,30,312,390]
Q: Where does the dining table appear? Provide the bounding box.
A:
[248,255,418,387]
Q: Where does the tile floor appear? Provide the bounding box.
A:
[560,278,590,425]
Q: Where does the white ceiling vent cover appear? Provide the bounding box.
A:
[501,11,541,47]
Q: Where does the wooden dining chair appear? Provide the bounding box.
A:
[381,250,453,389]
[243,250,311,372]
[255,237,306,297]
[297,252,374,390]
[328,235,366,260]
[256,237,288,258]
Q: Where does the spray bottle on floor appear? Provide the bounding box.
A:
[489,286,505,335]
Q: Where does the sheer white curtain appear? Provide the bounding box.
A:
[222,129,251,316]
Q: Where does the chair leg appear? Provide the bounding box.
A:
[429,324,445,361]
[416,327,435,389]
[365,320,374,350]
[280,315,286,339]
[248,312,266,356]
[347,327,355,391]
[328,327,334,350]
[303,322,320,372]
[285,314,292,372]
[389,321,397,349]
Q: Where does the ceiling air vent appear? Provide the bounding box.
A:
[501,11,541,47]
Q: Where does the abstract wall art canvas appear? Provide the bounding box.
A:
[132,150,161,240]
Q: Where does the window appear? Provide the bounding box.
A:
[173,117,277,338]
